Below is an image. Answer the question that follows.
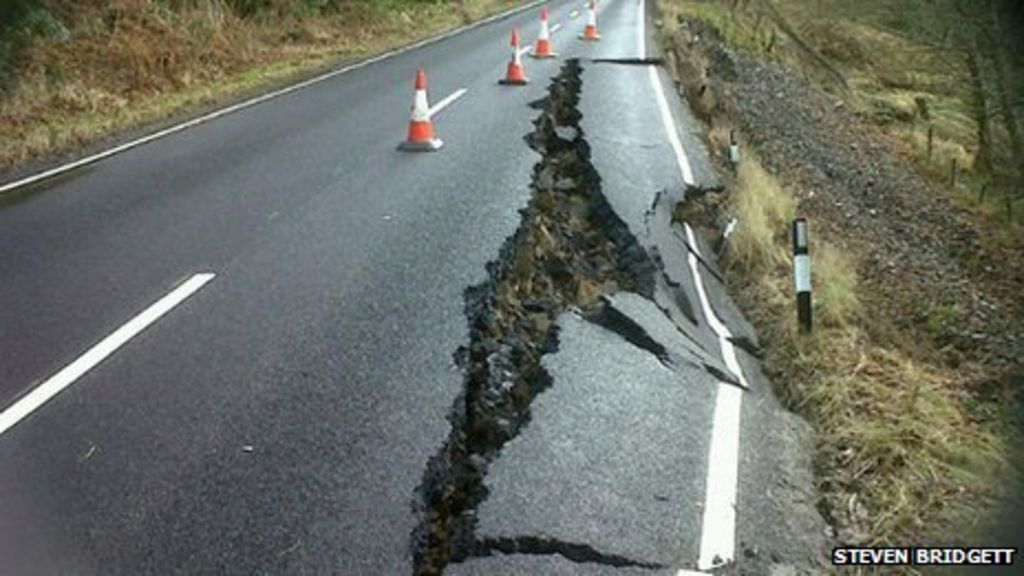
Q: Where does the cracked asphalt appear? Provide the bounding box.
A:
[0,1,826,574]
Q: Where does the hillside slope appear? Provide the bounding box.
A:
[656,0,1023,561]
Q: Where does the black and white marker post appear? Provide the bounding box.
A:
[729,130,741,168]
[793,218,812,333]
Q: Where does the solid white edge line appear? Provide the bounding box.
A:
[684,224,745,571]
[636,0,740,568]
[427,88,468,119]
[0,0,549,195]
[648,67,695,185]
[638,0,646,59]
[0,273,216,437]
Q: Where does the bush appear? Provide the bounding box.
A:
[1,0,65,92]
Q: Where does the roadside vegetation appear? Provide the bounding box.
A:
[722,154,1008,548]
[657,0,1023,560]
[0,0,523,173]
[664,0,1023,247]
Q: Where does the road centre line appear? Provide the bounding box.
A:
[0,1,548,195]
[0,273,216,438]
[428,88,468,118]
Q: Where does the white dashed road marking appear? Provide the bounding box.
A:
[0,273,216,437]
[428,88,468,118]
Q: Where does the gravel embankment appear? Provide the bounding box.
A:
[685,22,1022,384]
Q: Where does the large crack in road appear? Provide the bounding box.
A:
[411,60,658,576]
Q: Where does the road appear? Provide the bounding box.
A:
[0,1,826,574]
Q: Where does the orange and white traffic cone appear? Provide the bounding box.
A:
[398,69,443,152]
[499,28,529,85]
[580,0,600,41]
[530,6,557,59]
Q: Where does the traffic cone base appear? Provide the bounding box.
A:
[398,138,443,152]
[530,40,557,58]
[580,29,600,41]
[499,64,529,85]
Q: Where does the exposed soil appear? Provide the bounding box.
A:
[410,60,657,576]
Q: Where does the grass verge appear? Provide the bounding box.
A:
[658,0,1022,555]
[721,156,1010,548]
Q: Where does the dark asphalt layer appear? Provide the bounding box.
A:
[449,552,676,575]
[473,309,718,568]
[456,27,828,572]
[0,1,586,574]
[0,0,826,574]
[579,49,830,571]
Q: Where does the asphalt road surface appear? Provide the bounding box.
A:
[0,1,826,574]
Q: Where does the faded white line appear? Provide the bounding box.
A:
[0,1,548,195]
[427,88,468,118]
[685,224,745,571]
[551,23,563,33]
[0,273,216,437]
[518,44,533,58]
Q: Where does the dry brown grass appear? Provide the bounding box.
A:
[0,0,525,172]
[657,0,1021,554]
[722,150,1009,549]
[729,157,794,272]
